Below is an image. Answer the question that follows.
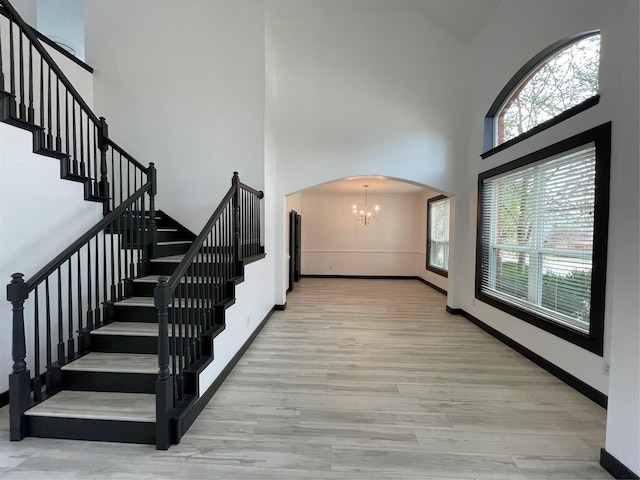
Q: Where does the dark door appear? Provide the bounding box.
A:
[288,210,302,292]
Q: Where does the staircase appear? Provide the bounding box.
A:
[19,210,238,445]
[1,0,265,449]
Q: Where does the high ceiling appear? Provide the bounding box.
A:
[267,0,503,45]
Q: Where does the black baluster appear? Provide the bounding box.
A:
[155,276,172,450]
[55,78,61,151]
[74,103,81,176]
[110,216,116,301]
[39,56,43,127]
[176,292,184,400]
[86,238,93,331]
[46,65,52,148]
[18,28,24,119]
[88,116,94,183]
[57,268,64,364]
[33,287,42,402]
[67,258,74,360]
[44,277,52,393]
[9,20,15,96]
[110,149,115,211]
[7,273,30,441]
[27,39,34,123]
[77,251,84,354]
[119,152,123,206]
[102,227,107,316]
[123,209,130,282]
[0,20,5,90]
[94,235,101,327]
[65,89,69,158]
[116,213,123,299]
[79,106,85,178]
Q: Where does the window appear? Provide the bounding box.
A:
[427,195,450,277]
[483,31,601,156]
[476,123,610,355]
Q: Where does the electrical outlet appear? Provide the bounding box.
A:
[603,361,610,376]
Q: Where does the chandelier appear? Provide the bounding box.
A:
[352,185,379,225]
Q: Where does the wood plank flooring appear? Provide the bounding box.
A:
[0,278,610,479]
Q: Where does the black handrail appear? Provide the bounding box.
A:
[22,179,152,294]
[106,139,149,174]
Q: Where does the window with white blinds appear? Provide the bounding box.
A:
[476,123,610,354]
[427,196,450,276]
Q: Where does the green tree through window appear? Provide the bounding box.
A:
[498,34,600,144]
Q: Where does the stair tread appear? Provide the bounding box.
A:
[92,322,159,337]
[134,275,222,284]
[114,297,155,307]
[25,390,155,422]
[157,241,192,245]
[61,352,158,373]
[92,321,198,337]
[151,253,231,263]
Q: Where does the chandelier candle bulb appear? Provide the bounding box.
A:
[353,185,379,225]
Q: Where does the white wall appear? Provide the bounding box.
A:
[0,45,98,394]
[299,193,419,276]
[84,0,266,233]
[461,0,639,474]
[0,124,103,393]
[294,189,450,294]
[268,1,470,302]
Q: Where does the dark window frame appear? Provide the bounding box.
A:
[475,122,611,356]
[482,30,601,158]
[426,195,450,278]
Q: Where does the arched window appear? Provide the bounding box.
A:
[483,31,601,156]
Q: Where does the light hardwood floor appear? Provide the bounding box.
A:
[0,278,611,479]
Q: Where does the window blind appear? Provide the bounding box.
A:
[479,144,596,334]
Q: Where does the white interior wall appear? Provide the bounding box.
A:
[0,124,103,393]
[84,0,266,233]
[462,0,639,474]
[298,192,420,276]
[0,48,98,394]
[269,2,470,303]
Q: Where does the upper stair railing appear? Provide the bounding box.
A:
[0,0,147,211]
[154,172,264,449]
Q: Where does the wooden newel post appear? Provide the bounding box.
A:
[232,172,241,272]
[7,273,31,441]
[154,276,172,450]
[98,116,110,210]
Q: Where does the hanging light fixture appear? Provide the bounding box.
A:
[352,185,379,225]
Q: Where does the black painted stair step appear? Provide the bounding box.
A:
[90,321,225,354]
[60,352,161,393]
[61,351,160,374]
[132,274,225,296]
[25,390,155,422]
[24,390,156,444]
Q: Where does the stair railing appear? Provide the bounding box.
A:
[0,0,147,211]
[154,172,264,449]
[7,164,157,441]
